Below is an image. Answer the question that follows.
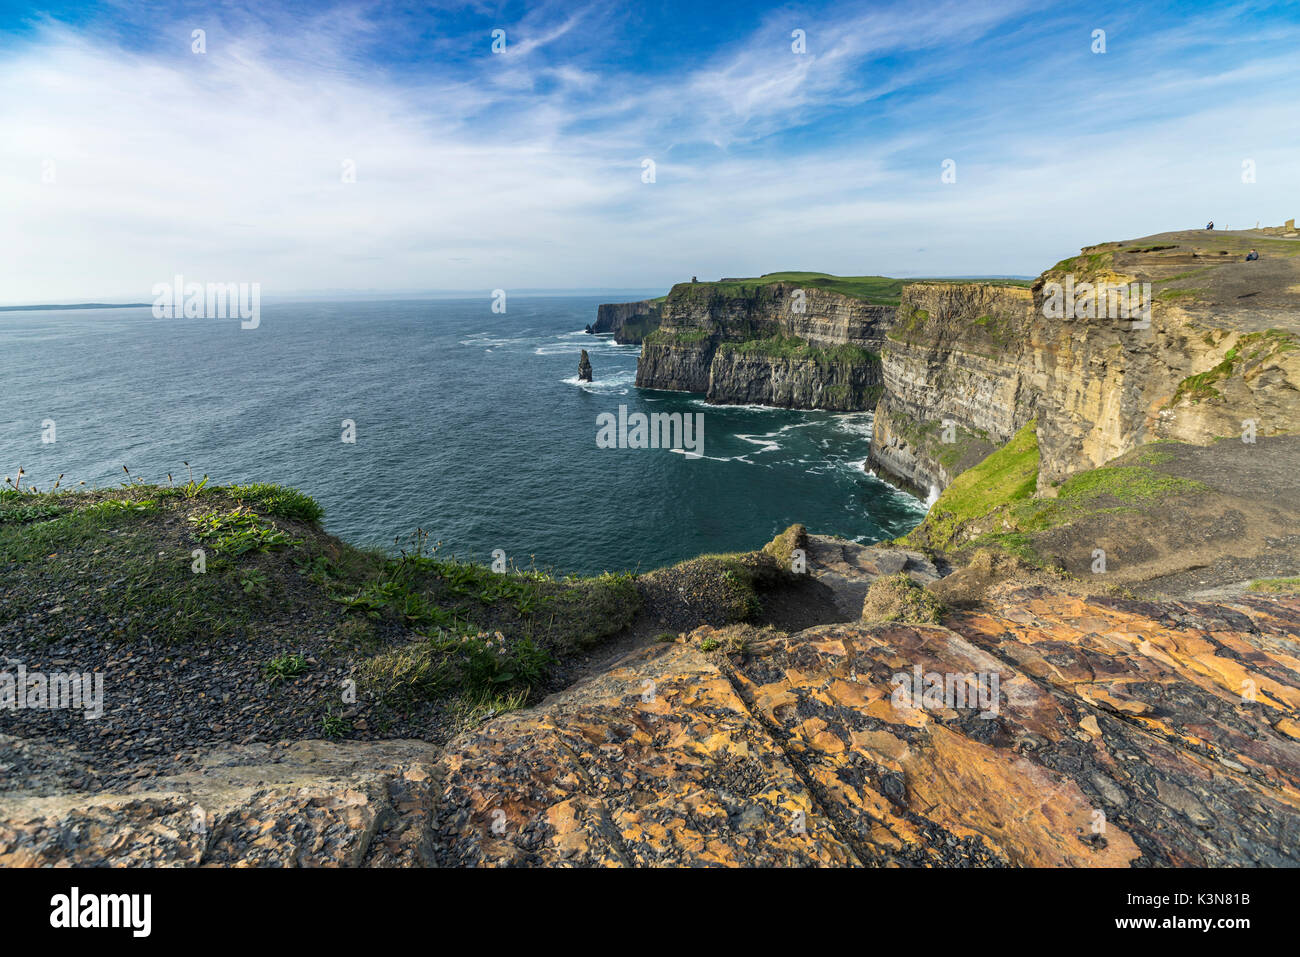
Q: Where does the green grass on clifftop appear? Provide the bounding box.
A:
[0,477,641,738]
[674,273,1032,307]
[679,273,906,305]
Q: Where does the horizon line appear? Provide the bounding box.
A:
[0,275,1041,311]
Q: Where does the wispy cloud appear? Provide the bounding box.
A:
[1,0,1297,302]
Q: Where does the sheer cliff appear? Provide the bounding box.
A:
[591,298,662,344]
[870,228,1300,496]
[624,276,895,411]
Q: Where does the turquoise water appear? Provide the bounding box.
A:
[0,298,925,575]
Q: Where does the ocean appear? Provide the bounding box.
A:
[0,297,926,575]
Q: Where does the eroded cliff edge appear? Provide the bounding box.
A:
[872,228,1300,497]
[591,298,663,344]
[607,276,895,411]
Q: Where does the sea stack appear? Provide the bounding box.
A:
[578,349,593,382]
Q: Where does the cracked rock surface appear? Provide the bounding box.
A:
[5,583,1297,867]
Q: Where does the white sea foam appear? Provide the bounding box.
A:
[561,370,637,394]
[924,483,941,508]
[686,399,774,413]
[665,447,734,463]
[460,337,526,348]
[834,412,875,438]
[736,433,782,454]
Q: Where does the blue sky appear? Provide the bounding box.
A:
[1,0,1298,302]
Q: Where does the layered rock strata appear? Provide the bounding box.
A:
[630,282,892,410]
[591,299,662,344]
[9,585,1297,867]
[870,230,1300,493]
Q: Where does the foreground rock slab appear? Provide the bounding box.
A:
[3,586,1298,866]
[0,739,440,866]
[434,641,857,866]
[435,587,1300,866]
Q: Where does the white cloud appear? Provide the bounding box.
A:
[0,5,1297,303]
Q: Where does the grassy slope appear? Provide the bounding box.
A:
[0,479,639,732]
[905,421,1040,555]
[0,477,819,743]
[904,424,1210,566]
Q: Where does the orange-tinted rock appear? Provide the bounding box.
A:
[3,588,1298,867]
[434,588,1300,866]
[432,642,858,866]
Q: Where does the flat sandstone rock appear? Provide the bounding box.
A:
[7,586,1297,866]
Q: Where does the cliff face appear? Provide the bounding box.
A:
[636,335,712,392]
[871,229,1300,494]
[592,299,662,344]
[707,348,882,411]
[631,281,892,409]
[871,283,1037,495]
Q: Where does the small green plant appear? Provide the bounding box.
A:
[226,484,324,523]
[86,497,159,516]
[264,652,308,685]
[173,461,211,499]
[460,634,552,695]
[190,507,301,556]
[239,567,270,595]
[320,710,351,738]
[296,553,341,585]
[699,637,721,651]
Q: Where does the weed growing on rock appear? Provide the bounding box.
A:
[265,653,308,685]
[861,573,945,624]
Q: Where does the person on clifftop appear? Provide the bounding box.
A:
[1206,220,1214,230]
[1246,248,1259,261]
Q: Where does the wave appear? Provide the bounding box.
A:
[665,447,741,463]
[561,370,638,394]
[686,398,779,413]
[458,334,529,348]
[924,483,941,508]
[735,433,783,454]
[833,412,875,438]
